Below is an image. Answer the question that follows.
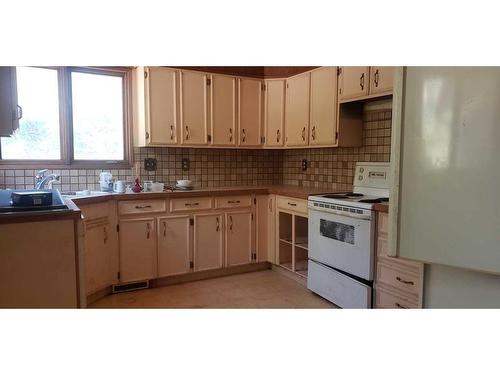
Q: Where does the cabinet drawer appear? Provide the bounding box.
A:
[375,285,418,309]
[170,197,212,212]
[215,195,252,209]
[378,212,388,235]
[118,199,166,215]
[376,262,421,295]
[79,202,110,221]
[276,196,307,215]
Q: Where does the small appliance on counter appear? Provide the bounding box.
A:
[99,172,114,192]
[175,180,193,190]
[0,189,68,213]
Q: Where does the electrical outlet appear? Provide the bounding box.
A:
[301,159,308,171]
[144,158,157,171]
[182,158,190,171]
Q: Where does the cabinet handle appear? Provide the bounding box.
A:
[146,222,151,239]
[229,215,233,231]
[227,200,240,204]
[396,276,414,285]
[216,217,220,232]
[301,127,306,141]
[242,129,246,142]
[163,221,167,237]
[103,227,108,244]
[374,69,379,87]
[311,126,316,141]
[276,129,280,143]
[287,202,297,207]
[360,73,365,90]
[184,202,199,207]
[269,198,272,212]
[394,302,407,309]
[185,125,189,140]
[229,127,233,142]
[15,105,23,120]
[135,204,152,209]
[170,125,174,140]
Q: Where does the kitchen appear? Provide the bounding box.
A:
[1,2,499,374]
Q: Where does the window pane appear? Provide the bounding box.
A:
[1,67,61,159]
[71,71,124,160]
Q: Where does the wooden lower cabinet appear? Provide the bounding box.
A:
[193,213,224,272]
[256,194,275,263]
[157,215,191,277]
[84,220,118,295]
[119,217,157,283]
[225,211,253,267]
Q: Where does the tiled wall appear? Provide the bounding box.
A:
[0,108,391,192]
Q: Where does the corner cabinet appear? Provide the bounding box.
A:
[285,72,310,147]
[180,70,209,145]
[263,79,285,147]
[0,67,20,137]
[238,78,263,147]
[210,74,237,147]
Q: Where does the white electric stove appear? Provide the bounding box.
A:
[307,162,390,308]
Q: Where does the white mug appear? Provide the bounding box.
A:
[113,180,126,193]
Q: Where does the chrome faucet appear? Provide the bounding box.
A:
[35,169,60,190]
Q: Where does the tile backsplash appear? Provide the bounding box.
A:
[0,108,391,192]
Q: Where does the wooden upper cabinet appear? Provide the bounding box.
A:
[157,216,191,277]
[210,74,237,146]
[193,213,224,272]
[238,78,263,147]
[285,73,310,147]
[264,79,285,147]
[180,70,208,145]
[0,67,19,137]
[370,67,394,95]
[147,67,178,144]
[118,217,157,283]
[225,211,253,267]
[338,66,370,101]
[309,67,337,146]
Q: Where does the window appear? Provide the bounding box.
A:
[0,66,131,167]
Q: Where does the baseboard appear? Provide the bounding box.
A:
[86,262,272,306]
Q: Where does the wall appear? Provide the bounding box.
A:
[424,264,500,308]
[0,105,391,192]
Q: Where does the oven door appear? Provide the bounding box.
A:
[308,207,374,280]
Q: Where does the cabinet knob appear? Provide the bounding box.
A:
[374,69,380,87]
[242,129,246,142]
[216,216,220,232]
[360,73,365,90]
[170,125,174,140]
[163,221,167,237]
[276,129,280,143]
[396,276,414,285]
[103,226,108,244]
[146,222,151,239]
[301,127,306,141]
[311,126,316,141]
[185,125,189,140]
[229,215,233,231]
[229,127,233,142]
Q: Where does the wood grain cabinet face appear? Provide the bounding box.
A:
[225,211,253,267]
[193,213,224,272]
[309,67,337,146]
[147,67,178,144]
[157,216,191,277]
[264,79,285,147]
[0,67,19,137]
[338,66,370,101]
[180,70,208,145]
[285,73,310,146]
[369,66,394,95]
[238,78,263,146]
[256,195,275,263]
[118,218,157,283]
[210,74,237,146]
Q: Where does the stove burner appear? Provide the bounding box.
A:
[358,197,389,203]
[322,192,364,199]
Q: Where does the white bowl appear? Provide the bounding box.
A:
[176,180,193,187]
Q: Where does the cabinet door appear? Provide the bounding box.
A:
[0,67,19,137]
[180,70,208,145]
[193,213,224,272]
[157,216,191,277]
[370,66,394,95]
[256,195,275,263]
[338,67,370,101]
[147,67,178,144]
[119,218,156,283]
[285,73,310,146]
[225,211,253,267]
[85,222,117,295]
[238,78,263,146]
[211,74,237,146]
[264,79,285,147]
[309,67,337,146]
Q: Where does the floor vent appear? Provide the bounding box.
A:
[112,280,149,294]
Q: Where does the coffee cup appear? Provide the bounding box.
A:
[113,180,127,193]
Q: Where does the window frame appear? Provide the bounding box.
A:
[0,66,133,169]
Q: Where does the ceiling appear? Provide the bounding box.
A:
[170,66,318,79]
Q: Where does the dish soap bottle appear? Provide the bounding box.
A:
[132,178,142,193]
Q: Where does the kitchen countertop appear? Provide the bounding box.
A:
[373,202,389,213]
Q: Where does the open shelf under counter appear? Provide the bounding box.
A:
[295,259,308,278]
[295,236,308,250]
[279,238,293,246]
